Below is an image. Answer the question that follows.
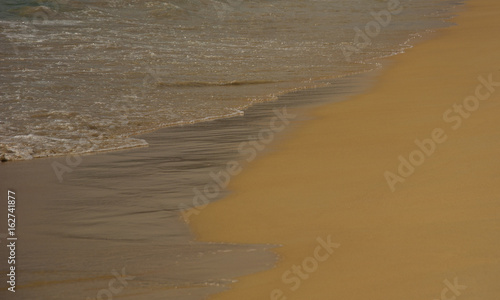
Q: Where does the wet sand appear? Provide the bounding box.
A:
[190,1,500,299]
[0,74,364,299]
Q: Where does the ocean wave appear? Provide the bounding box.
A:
[0,0,457,162]
[0,134,148,162]
[155,80,279,88]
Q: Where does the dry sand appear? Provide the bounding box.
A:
[190,0,500,299]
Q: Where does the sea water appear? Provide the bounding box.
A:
[1,0,455,161]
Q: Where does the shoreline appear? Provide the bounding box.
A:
[0,67,374,299]
[0,68,375,163]
[190,0,500,299]
[0,1,469,299]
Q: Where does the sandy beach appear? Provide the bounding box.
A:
[190,0,500,299]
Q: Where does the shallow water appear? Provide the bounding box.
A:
[1,0,455,160]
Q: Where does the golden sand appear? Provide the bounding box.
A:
[191,0,500,299]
